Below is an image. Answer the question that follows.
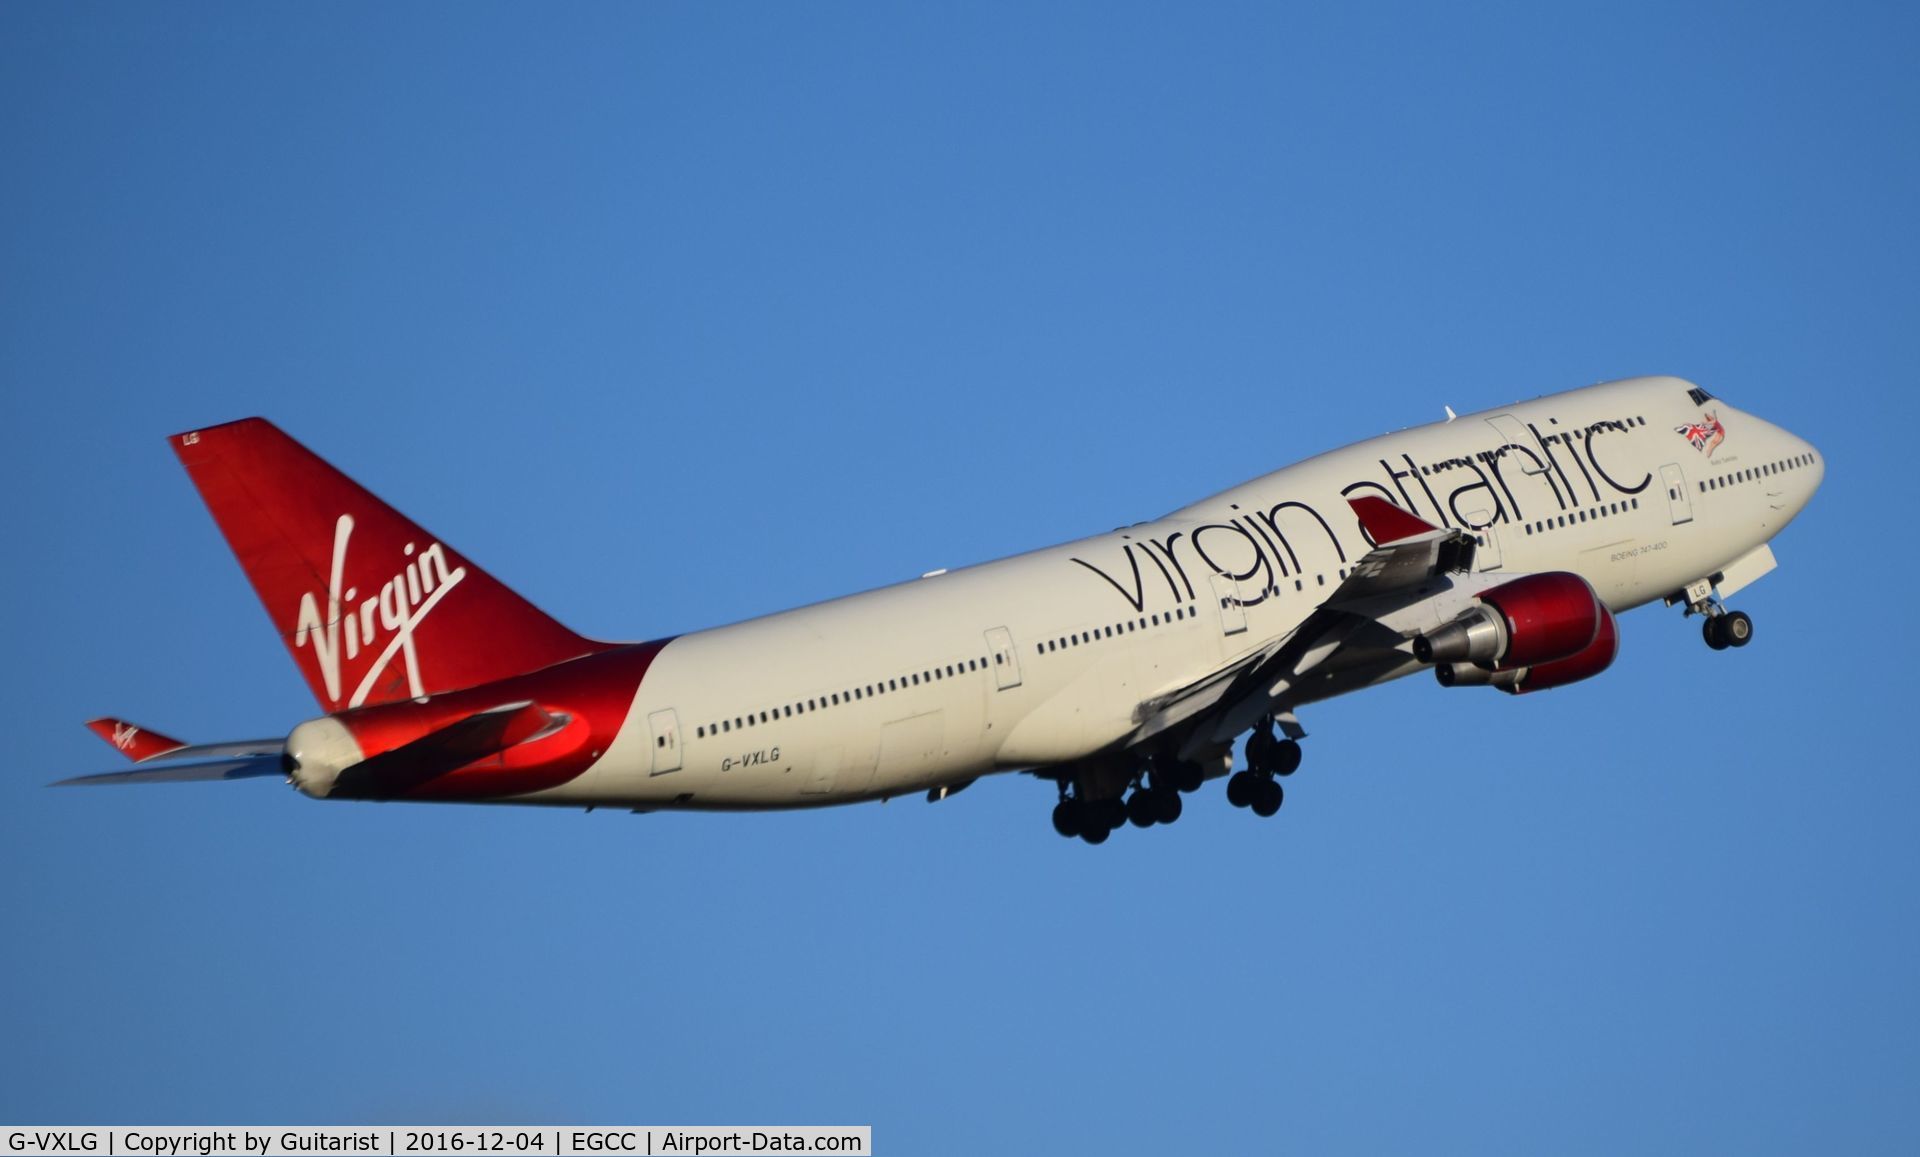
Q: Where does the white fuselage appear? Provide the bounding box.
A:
[538,376,1821,810]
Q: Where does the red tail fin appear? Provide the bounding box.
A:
[173,419,604,711]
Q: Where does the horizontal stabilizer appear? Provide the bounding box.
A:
[53,755,285,788]
[85,718,283,764]
[331,701,561,799]
[85,717,186,762]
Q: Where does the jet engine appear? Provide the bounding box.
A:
[1434,603,1619,694]
[1415,572,1606,676]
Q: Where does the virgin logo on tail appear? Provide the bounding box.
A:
[112,722,140,750]
[294,514,467,707]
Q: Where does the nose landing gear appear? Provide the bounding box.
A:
[1703,609,1753,650]
[1675,579,1754,651]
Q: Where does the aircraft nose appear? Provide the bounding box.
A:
[1779,428,1824,519]
[1786,424,1823,485]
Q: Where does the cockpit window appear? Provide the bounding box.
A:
[1687,386,1716,405]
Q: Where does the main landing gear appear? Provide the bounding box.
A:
[1049,720,1305,843]
[1676,579,1754,651]
[1227,718,1298,819]
[1051,754,1204,845]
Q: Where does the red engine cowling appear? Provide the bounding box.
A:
[1416,571,1605,672]
[1477,572,1605,668]
[1500,603,1619,694]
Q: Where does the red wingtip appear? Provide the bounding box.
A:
[85,718,188,763]
[1347,496,1440,545]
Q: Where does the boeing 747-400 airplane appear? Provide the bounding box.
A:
[65,375,1822,843]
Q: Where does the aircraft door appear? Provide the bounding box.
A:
[647,708,683,775]
[1475,525,1503,570]
[1485,415,1549,477]
[1210,571,1248,635]
[985,627,1022,690]
[1462,506,1502,570]
[1660,463,1694,525]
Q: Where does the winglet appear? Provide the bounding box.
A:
[1347,497,1440,545]
[85,718,188,763]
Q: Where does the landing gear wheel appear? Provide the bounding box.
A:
[1127,791,1159,828]
[1052,800,1082,838]
[1250,778,1284,818]
[1703,616,1729,650]
[1226,771,1256,808]
[1155,788,1183,825]
[1080,823,1110,845]
[1722,610,1753,647]
[1164,760,1204,794]
[1246,727,1276,770]
[1097,798,1127,832]
[1272,739,1302,777]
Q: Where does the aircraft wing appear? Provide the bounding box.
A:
[1129,498,1477,758]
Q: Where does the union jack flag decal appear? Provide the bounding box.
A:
[1675,410,1725,455]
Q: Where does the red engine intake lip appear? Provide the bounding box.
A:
[1480,572,1603,669]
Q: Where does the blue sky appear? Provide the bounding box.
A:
[3,3,1917,1152]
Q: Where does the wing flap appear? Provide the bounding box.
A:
[1136,505,1479,757]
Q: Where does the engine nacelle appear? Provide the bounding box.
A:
[1434,661,1523,689]
[1498,604,1619,694]
[1416,572,1604,671]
